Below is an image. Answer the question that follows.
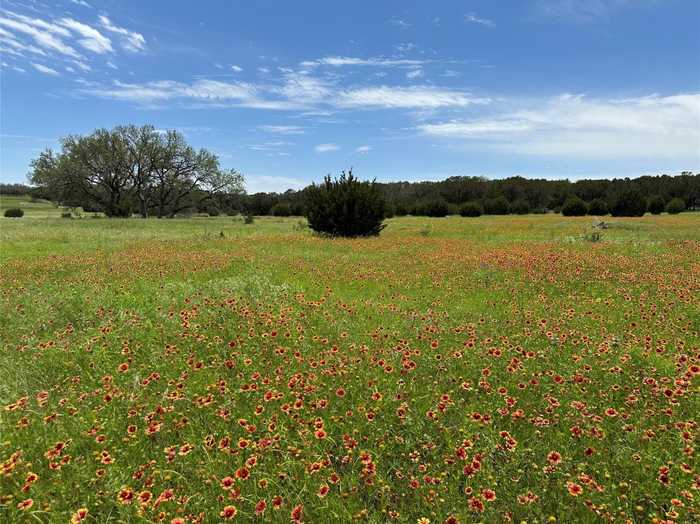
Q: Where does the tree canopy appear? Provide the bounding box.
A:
[29,125,244,217]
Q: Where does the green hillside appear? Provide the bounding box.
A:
[0,194,86,218]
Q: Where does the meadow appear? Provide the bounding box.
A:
[1,213,698,523]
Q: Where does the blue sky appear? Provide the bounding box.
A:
[1,0,699,193]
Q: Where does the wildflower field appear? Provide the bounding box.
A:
[1,214,699,524]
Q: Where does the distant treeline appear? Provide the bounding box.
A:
[4,172,698,217]
[220,172,699,217]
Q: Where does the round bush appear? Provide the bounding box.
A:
[611,189,647,217]
[421,199,449,217]
[4,208,24,218]
[587,198,608,216]
[305,170,386,237]
[510,199,531,215]
[459,201,483,217]
[561,197,588,216]
[665,198,685,214]
[483,196,510,215]
[647,195,665,215]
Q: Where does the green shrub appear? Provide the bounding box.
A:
[611,189,647,217]
[483,197,510,215]
[271,202,292,217]
[61,212,73,219]
[394,203,409,216]
[647,195,665,215]
[561,197,588,216]
[305,170,386,237]
[587,198,609,216]
[421,199,449,217]
[665,198,685,214]
[510,199,531,215]
[243,214,255,224]
[459,202,483,217]
[290,202,306,216]
[4,208,24,218]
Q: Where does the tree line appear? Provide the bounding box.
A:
[5,124,698,218]
[228,172,698,218]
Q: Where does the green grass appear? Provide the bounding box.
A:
[0,214,698,523]
[0,194,92,218]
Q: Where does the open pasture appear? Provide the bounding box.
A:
[1,215,699,523]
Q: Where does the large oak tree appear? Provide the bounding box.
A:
[29,125,244,217]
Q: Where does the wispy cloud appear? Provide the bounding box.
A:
[535,0,642,21]
[231,64,243,72]
[82,73,488,113]
[355,145,372,153]
[248,141,294,151]
[59,18,112,54]
[315,143,339,153]
[419,93,700,159]
[395,42,416,53]
[464,13,495,27]
[83,78,261,103]
[301,56,425,68]
[0,12,80,58]
[0,9,145,75]
[32,62,60,75]
[98,15,146,52]
[406,68,423,79]
[389,17,411,28]
[335,86,490,109]
[258,125,306,135]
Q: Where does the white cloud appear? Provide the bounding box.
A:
[73,60,91,71]
[536,0,638,21]
[249,141,294,151]
[82,73,489,112]
[85,79,255,102]
[258,67,270,74]
[464,13,495,27]
[406,68,423,79]
[0,13,80,58]
[1,33,48,56]
[98,15,145,52]
[419,93,700,159]
[336,86,490,109]
[69,0,92,7]
[274,71,332,102]
[83,78,307,110]
[395,42,416,53]
[389,18,411,28]
[231,65,243,72]
[315,143,339,153]
[302,56,424,68]
[355,145,372,153]
[59,18,112,53]
[258,125,305,135]
[32,62,60,75]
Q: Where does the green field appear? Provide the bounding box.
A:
[1,212,698,523]
[0,194,91,219]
